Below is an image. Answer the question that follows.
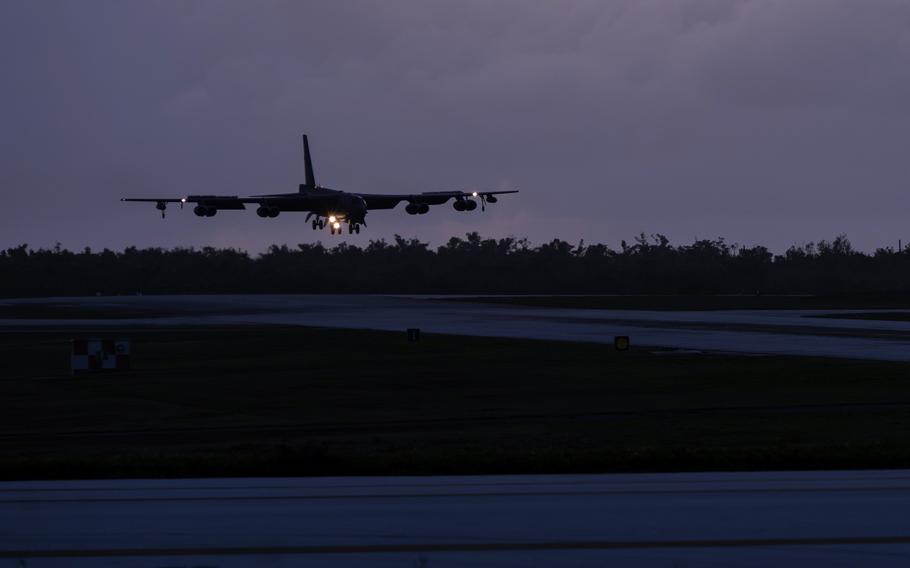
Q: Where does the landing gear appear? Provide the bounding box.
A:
[311,217,334,231]
[311,214,361,235]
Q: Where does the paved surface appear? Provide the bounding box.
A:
[3,470,910,566]
[4,295,910,361]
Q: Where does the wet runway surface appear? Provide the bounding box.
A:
[3,470,910,567]
[3,294,910,360]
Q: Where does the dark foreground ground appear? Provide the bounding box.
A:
[455,294,910,311]
[3,326,910,480]
[7,293,910,320]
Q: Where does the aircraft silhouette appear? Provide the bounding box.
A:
[122,135,518,234]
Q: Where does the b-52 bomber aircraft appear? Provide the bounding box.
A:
[122,135,518,234]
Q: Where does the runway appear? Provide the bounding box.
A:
[3,470,910,566]
[4,294,910,360]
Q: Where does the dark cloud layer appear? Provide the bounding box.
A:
[2,1,909,252]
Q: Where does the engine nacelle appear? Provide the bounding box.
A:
[194,205,216,217]
[463,199,477,211]
[453,200,465,212]
[405,203,420,215]
[257,206,279,218]
[486,195,498,203]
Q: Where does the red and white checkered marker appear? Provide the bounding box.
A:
[72,339,130,372]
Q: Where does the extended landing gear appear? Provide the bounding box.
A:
[327,222,360,235]
[310,214,361,235]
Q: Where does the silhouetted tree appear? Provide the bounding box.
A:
[3,234,910,297]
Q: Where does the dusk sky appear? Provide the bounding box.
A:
[2,0,910,253]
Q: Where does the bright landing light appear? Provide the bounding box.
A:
[329,215,337,223]
[333,222,341,229]
[472,191,478,197]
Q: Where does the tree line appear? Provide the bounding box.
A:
[2,233,909,297]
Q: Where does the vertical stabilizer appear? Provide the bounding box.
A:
[302,134,316,192]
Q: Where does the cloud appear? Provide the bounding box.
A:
[1,0,910,253]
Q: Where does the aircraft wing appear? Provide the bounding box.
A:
[361,189,518,209]
[121,195,245,207]
[120,195,250,218]
[420,189,519,198]
[120,197,186,203]
[122,189,517,216]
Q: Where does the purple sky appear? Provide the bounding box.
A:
[2,1,910,253]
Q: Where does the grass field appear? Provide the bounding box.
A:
[3,326,910,479]
[812,312,910,322]
[0,302,269,319]
[451,294,910,311]
[7,294,910,321]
